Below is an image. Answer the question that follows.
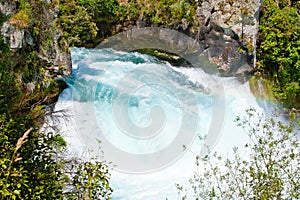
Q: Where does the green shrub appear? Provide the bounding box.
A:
[257,0,300,108]
[177,108,300,199]
[0,3,113,197]
[58,0,98,47]
[58,0,122,47]
[10,0,31,28]
[119,0,197,28]
[63,157,113,199]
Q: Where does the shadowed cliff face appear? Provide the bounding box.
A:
[0,0,262,77]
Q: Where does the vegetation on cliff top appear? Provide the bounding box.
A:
[57,0,198,47]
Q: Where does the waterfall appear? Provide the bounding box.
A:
[52,47,267,199]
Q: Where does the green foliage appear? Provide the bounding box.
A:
[29,0,57,54]
[56,0,199,47]
[0,114,65,199]
[10,0,32,28]
[248,76,274,102]
[257,0,300,108]
[0,109,113,199]
[0,10,7,25]
[0,51,65,199]
[0,58,113,199]
[152,0,195,25]
[63,157,113,199]
[177,108,300,199]
[78,0,121,23]
[58,0,98,47]
[120,0,197,28]
[58,0,122,47]
[0,2,113,198]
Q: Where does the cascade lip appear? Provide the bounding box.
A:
[70,27,226,174]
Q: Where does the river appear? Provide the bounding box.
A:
[52,47,272,199]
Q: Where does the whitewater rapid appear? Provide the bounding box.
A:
[53,47,267,199]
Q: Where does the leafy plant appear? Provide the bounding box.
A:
[177,108,300,199]
[57,0,122,47]
[0,115,65,199]
[9,0,31,28]
[120,0,198,29]
[58,0,98,47]
[63,156,113,200]
[0,5,113,197]
[257,0,300,108]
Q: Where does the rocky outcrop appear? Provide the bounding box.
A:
[196,0,263,76]
[198,0,261,45]
[0,1,17,16]
[1,22,33,49]
[0,1,26,49]
[31,2,71,77]
[129,0,262,76]
[0,1,70,78]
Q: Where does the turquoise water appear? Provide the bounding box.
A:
[54,47,269,199]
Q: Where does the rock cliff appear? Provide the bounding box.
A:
[1,0,263,77]
[0,0,70,78]
[196,0,263,76]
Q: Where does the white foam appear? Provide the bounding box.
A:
[49,48,268,199]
